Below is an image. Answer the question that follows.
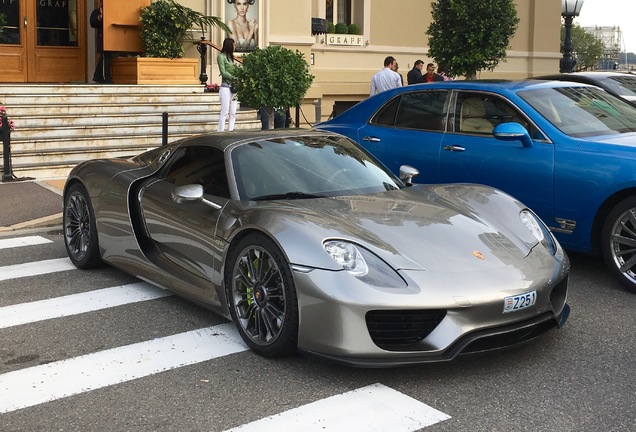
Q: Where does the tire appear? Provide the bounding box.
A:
[63,183,102,269]
[226,233,299,357]
[601,196,636,294]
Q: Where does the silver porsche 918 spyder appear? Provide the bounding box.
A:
[63,129,569,367]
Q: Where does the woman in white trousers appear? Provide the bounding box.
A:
[217,38,238,132]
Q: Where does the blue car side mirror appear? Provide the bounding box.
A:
[493,122,533,148]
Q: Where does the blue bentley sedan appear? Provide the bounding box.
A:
[315,80,636,293]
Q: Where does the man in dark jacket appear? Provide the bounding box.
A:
[90,1,112,83]
[407,60,424,85]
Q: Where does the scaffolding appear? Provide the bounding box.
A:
[583,25,624,69]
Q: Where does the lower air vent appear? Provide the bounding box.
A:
[366,309,446,350]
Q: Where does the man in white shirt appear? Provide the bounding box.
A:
[370,56,403,96]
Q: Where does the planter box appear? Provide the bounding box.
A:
[112,57,199,84]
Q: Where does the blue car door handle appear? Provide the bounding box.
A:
[362,136,381,142]
[444,145,466,152]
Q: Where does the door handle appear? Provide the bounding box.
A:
[443,145,465,152]
[362,136,381,142]
[23,17,27,28]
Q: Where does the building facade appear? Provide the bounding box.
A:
[0,0,562,122]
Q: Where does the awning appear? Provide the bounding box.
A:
[312,18,328,35]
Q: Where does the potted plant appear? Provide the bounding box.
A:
[139,0,228,59]
[112,0,229,84]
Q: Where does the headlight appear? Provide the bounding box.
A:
[520,209,557,255]
[324,240,406,287]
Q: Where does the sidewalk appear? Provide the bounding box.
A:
[0,178,66,233]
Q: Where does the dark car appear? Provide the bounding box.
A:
[533,71,636,106]
[315,79,636,293]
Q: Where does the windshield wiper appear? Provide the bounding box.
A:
[252,191,327,201]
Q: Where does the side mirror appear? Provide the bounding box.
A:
[399,165,420,186]
[493,122,533,148]
[172,184,204,204]
[172,184,222,209]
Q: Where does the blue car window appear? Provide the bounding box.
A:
[454,92,543,139]
[393,91,448,131]
[371,97,400,126]
[371,91,448,131]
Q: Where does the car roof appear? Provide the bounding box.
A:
[533,71,636,80]
[371,79,595,98]
[168,128,338,152]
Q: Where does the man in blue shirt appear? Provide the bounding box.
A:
[370,56,402,95]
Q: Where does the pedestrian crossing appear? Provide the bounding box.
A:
[0,234,451,430]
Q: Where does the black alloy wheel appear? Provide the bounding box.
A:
[63,183,102,269]
[227,233,299,357]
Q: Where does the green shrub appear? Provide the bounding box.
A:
[348,23,361,35]
[334,22,349,34]
[327,22,336,34]
[139,0,228,58]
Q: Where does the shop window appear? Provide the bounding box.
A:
[324,0,363,33]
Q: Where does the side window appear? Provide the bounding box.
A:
[394,91,448,131]
[371,96,400,126]
[455,92,545,139]
[163,146,230,198]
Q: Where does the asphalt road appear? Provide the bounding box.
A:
[0,229,634,432]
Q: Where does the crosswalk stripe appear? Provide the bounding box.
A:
[0,323,248,414]
[0,257,76,282]
[0,236,53,250]
[0,282,172,329]
[224,383,451,432]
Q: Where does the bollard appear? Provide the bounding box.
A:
[162,112,168,146]
[314,99,321,124]
[1,113,13,182]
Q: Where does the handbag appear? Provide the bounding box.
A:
[230,83,238,94]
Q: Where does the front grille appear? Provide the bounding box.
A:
[366,309,446,350]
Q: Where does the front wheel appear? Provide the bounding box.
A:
[63,183,102,269]
[601,196,636,293]
[226,234,299,357]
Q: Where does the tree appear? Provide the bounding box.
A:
[235,45,314,129]
[562,25,605,71]
[426,0,519,80]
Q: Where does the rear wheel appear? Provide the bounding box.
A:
[63,183,102,269]
[602,196,636,293]
[226,234,298,357]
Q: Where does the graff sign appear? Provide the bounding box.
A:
[327,35,363,47]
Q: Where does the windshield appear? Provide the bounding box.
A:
[519,86,636,137]
[606,75,636,98]
[230,135,404,200]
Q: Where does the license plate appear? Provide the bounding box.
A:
[503,290,537,313]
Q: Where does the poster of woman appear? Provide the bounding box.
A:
[225,0,258,53]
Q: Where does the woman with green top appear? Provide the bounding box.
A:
[217,37,239,132]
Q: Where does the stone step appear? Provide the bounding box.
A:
[5,102,221,116]
[7,109,256,129]
[0,84,262,180]
[0,84,208,95]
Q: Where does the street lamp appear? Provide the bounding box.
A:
[560,0,585,73]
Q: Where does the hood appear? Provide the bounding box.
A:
[247,185,540,273]
[582,131,636,147]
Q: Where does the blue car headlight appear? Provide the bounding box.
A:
[520,209,557,255]
[324,240,407,287]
